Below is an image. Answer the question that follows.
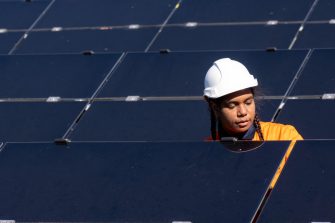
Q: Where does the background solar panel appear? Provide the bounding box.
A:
[34,0,178,27]
[0,53,121,98]
[68,99,279,141]
[275,100,335,139]
[168,0,315,22]
[0,102,84,142]
[98,50,307,97]
[15,29,160,54]
[289,49,335,96]
[0,32,22,54]
[0,1,49,29]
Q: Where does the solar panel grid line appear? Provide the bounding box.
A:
[288,0,319,49]
[271,49,313,122]
[0,95,328,103]
[145,0,183,52]
[61,52,126,140]
[8,0,56,55]
[2,19,334,35]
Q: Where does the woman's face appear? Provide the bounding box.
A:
[213,89,256,135]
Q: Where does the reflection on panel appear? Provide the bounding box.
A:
[289,49,335,95]
[70,100,279,141]
[15,29,158,54]
[170,0,314,23]
[259,140,335,222]
[149,25,299,51]
[99,50,307,97]
[0,141,288,222]
[0,1,49,29]
[35,0,178,27]
[0,53,121,98]
[0,102,85,142]
[276,100,335,139]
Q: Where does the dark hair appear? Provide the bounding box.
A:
[205,88,264,141]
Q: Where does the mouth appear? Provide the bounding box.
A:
[236,120,250,128]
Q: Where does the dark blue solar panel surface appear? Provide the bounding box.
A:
[289,49,335,95]
[35,0,178,28]
[169,0,314,23]
[99,50,307,97]
[149,25,299,51]
[258,140,335,222]
[15,29,158,54]
[0,32,22,54]
[70,100,279,141]
[308,0,335,20]
[0,1,49,29]
[0,53,121,98]
[0,102,84,142]
[276,100,335,139]
[294,24,335,49]
[0,141,289,222]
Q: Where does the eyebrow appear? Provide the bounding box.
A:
[226,96,254,104]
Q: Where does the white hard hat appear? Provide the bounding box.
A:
[204,58,258,98]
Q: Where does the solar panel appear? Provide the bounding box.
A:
[0,1,49,29]
[98,50,308,97]
[308,0,335,20]
[0,102,84,142]
[69,100,279,141]
[34,0,178,28]
[0,32,22,54]
[169,0,315,23]
[294,25,335,50]
[149,25,300,51]
[0,141,289,222]
[0,1,334,221]
[289,49,335,96]
[0,53,121,98]
[258,140,335,222]
[275,100,335,139]
[15,29,159,54]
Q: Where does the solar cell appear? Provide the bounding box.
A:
[35,0,178,28]
[15,29,159,54]
[0,1,49,29]
[169,0,315,23]
[98,50,308,97]
[293,24,335,49]
[149,25,300,51]
[0,53,121,98]
[0,32,22,54]
[308,0,335,20]
[275,100,335,139]
[0,102,85,142]
[289,49,335,95]
[69,100,279,141]
[258,140,335,222]
[0,141,289,222]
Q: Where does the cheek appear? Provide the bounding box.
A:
[218,109,236,124]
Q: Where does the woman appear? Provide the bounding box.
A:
[204,58,303,141]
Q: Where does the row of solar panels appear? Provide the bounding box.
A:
[0,49,334,142]
[0,140,334,222]
[1,0,335,54]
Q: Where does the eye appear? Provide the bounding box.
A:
[227,103,236,109]
[245,98,253,105]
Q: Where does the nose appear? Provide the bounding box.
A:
[237,104,248,117]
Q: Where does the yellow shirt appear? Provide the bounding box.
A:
[253,121,303,141]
